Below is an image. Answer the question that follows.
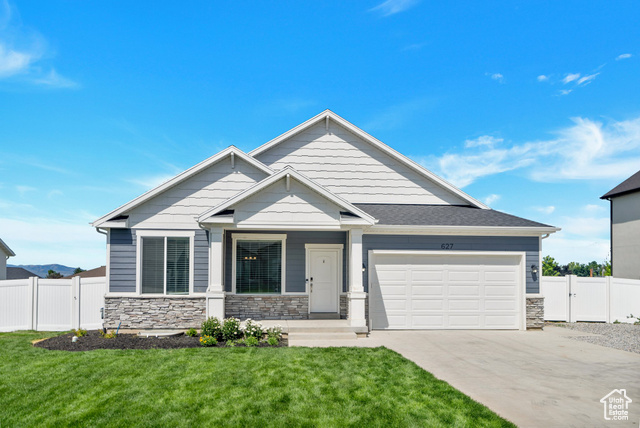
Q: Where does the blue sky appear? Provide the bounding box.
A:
[1,0,639,268]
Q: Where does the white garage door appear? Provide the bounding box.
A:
[370,252,525,330]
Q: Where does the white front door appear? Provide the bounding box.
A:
[308,249,339,313]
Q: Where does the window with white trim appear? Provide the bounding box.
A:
[141,236,190,295]
[233,234,285,294]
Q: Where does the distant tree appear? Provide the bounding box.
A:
[602,260,612,276]
[542,256,560,276]
[73,267,86,274]
[46,269,63,279]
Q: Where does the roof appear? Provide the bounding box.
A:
[601,170,640,199]
[0,238,15,257]
[249,110,489,210]
[63,266,106,279]
[355,204,554,228]
[6,267,39,280]
[92,147,273,227]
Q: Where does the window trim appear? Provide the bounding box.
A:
[135,230,196,296]
[231,233,287,295]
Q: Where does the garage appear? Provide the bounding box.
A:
[369,251,525,330]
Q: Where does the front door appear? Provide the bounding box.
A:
[308,248,339,313]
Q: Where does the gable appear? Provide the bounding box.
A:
[232,178,344,228]
[127,156,269,228]
[253,120,471,205]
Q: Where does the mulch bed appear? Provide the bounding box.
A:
[34,331,287,352]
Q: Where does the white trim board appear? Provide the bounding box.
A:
[92,147,273,228]
[249,109,489,210]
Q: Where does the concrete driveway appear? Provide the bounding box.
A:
[292,326,640,427]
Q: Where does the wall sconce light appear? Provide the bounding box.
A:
[531,264,539,275]
[362,263,366,272]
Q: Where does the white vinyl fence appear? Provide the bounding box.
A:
[542,275,640,323]
[0,276,106,332]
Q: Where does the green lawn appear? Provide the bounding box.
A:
[0,331,514,427]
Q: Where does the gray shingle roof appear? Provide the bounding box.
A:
[354,204,554,228]
[601,170,640,199]
[6,267,40,280]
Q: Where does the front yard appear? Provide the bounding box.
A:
[0,331,514,427]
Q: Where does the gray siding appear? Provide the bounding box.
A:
[224,230,347,293]
[362,235,540,294]
[109,228,209,293]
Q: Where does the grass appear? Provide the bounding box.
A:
[0,331,514,427]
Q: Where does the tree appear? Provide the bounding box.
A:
[542,256,560,276]
[46,269,63,279]
[73,267,86,274]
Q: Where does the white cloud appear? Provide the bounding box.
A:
[584,204,606,213]
[543,215,610,264]
[562,73,581,84]
[483,194,500,206]
[537,75,549,82]
[126,174,175,190]
[33,69,77,88]
[534,206,555,214]
[465,135,502,148]
[577,73,599,86]
[0,43,33,77]
[425,115,640,187]
[558,89,572,96]
[616,53,632,60]
[489,73,504,83]
[369,0,419,16]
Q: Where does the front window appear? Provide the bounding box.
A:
[235,240,282,294]
[141,236,190,295]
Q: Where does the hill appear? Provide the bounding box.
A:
[7,264,77,278]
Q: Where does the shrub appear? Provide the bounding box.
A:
[100,330,117,339]
[266,325,283,341]
[225,340,237,347]
[267,336,279,346]
[201,317,223,341]
[199,335,218,347]
[222,317,243,341]
[244,336,259,347]
[243,319,264,339]
[185,328,198,337]
[72,328,87,337]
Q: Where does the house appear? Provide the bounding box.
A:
[92,110,558,331]
[63,266,106,279]
[601,170,640,280]
[0,238,16,281]
[6,267,40,280]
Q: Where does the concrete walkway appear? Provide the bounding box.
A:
[290,326,640,427]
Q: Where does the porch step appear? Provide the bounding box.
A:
[309,312,341,320]
[287,332,357,341]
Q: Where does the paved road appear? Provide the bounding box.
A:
[291,326,640,427]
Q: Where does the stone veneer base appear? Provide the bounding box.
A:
[526,296,544,329]
[225,294,309,320]
[104,297,206,329]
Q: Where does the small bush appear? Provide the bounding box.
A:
[199,335,218,347]
[72,328,87,337]
[201,317,223,341]
[244,336,259,347]
[225,340,237,347]
[267,336,279,346]
[243,319,264,339]
[222,317,243,341]
[266,325,283,341]
[100,330,117,339]
[185,328,198,337]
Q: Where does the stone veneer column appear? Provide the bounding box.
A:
[348,228,367,328]
[206,226,225,319]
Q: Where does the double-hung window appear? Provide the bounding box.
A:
[233,234,286,294]
[139,232,193,295]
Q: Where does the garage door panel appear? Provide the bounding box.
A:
[371,252,523,330]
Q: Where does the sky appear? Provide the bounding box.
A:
[1,0,639,269]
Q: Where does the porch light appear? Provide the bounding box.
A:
[531,264,538,275]
[362,263,366,272]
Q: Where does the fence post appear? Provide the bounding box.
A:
[32,277,39,331]
[26,277,35,330]
[71,277,81,330]
[605,276,612,323]
[568,275,577,322]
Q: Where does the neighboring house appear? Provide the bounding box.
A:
[63,266,106,279]
[0,238,16,281]
[601,170,640,280]
[93,110,558,331]
[6,267,40,280]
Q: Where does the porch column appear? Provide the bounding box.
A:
[348,228,367,328]
[206,226,225,320]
